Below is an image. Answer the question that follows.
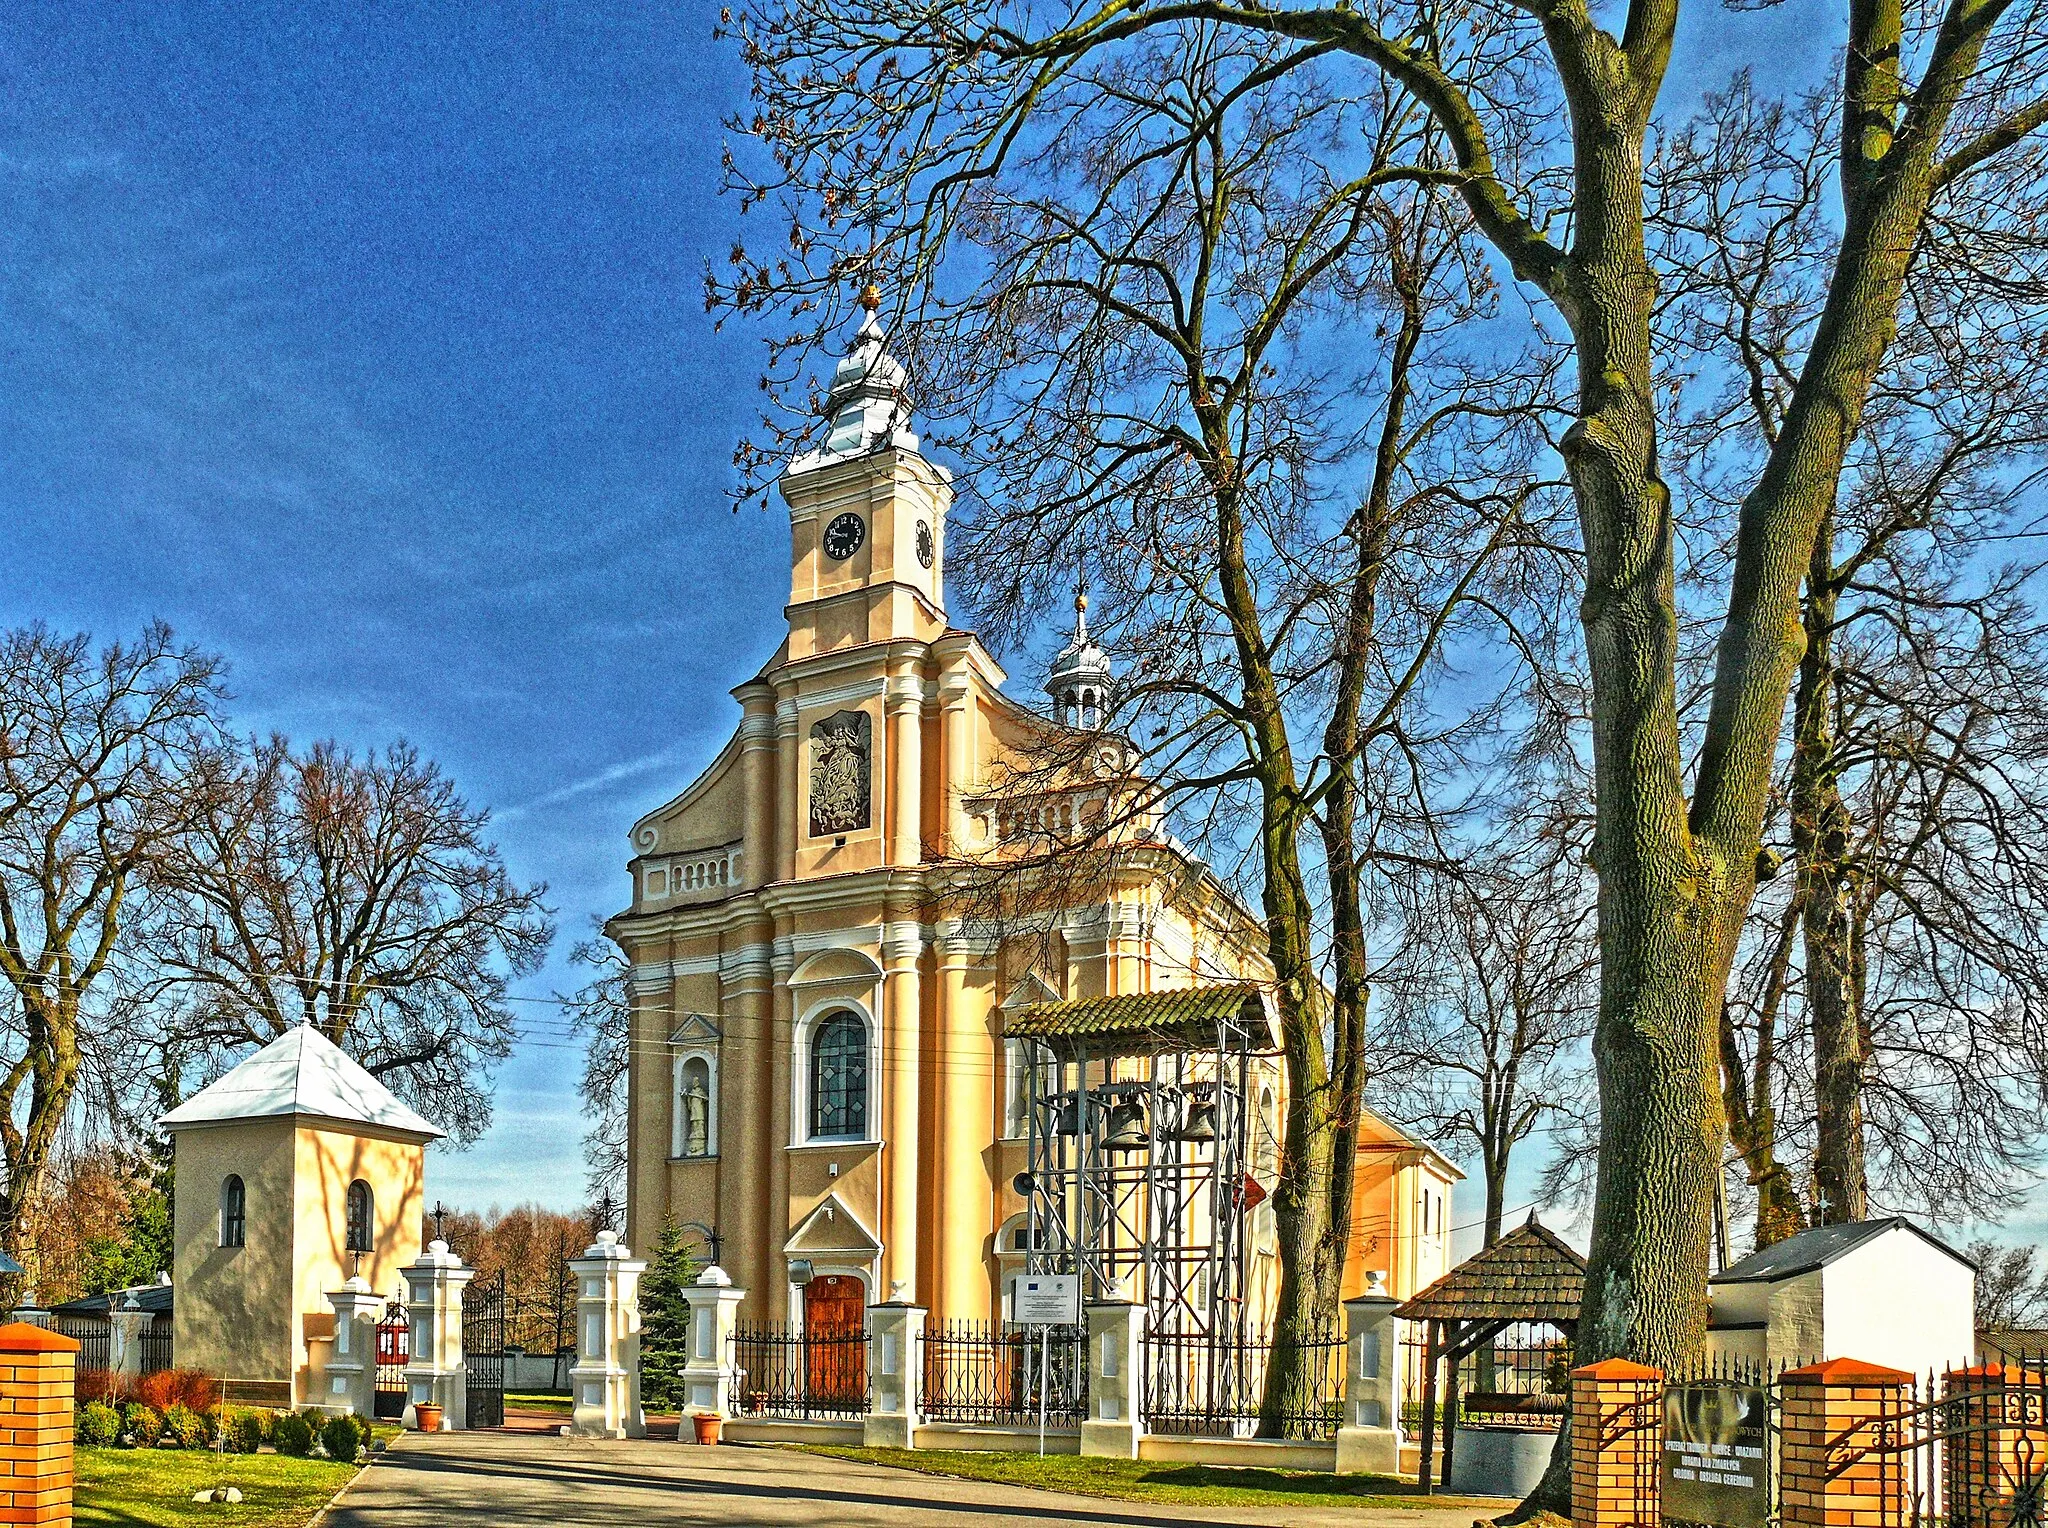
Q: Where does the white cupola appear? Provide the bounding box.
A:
[789,285,918,471]
[1047,591,1115,729]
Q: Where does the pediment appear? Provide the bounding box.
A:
[669,1012,722,1046]
[1000,971,1061,1010]
[784,1193,882,1258]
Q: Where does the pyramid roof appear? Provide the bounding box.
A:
[158,1025,443,1141]
[1392,1215,1585,1325]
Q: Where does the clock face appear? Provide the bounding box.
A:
[821,512,867,562]
[915,520,935,569]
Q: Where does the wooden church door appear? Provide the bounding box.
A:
[803,1274,866,1406]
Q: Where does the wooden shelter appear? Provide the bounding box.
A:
[1392,1215,1584,1491]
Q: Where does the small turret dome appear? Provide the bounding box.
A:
[1047,591,1115,729]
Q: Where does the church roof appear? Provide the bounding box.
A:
[1393,1216,1585,1325]
[1007,982,1273,1052]
[159,1025,444,1141]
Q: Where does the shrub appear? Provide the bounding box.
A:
[76,1368,127,1406]
[226,1407,268,1455]
[321,1413,368,1463]
[272,1411,315,1457]
[74,1402,121,1448]
[161,1402,209,1449]
[135,1368,220,1413]
[120,1403,162,1448]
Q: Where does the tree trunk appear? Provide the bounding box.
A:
[1718,904,1809,1248]
[1793,516,1869,1223]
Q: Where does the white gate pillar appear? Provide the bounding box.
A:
[1336,1282,1406,1474]
[403,1239,474,1429]
[109,1292,151,1383]
[568,1230,647,1439]
[1080,1301,1145,1458]
[679,1266,747,1423]
[324,1276,384,1418]
[863,1302,926,1449]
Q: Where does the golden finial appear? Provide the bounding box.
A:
[859,284,882,312]
[1076,590,1088,616]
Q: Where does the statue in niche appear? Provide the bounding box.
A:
[809,709,871,836]
[681,1062,711,1157]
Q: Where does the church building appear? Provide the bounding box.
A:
[607,297,1459,1335]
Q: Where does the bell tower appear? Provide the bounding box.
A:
[779,289,951,659]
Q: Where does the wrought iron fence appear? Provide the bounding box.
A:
[729,1322,869,1420]
[1143,1324,1345,1440]
[1456,1322,1572,1425]
[56,1316,110,1375]
[920,1320,1086,1427]
[138,1325,171,1375]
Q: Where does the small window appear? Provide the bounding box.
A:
[345,1179,373,1254]
[810,1011,869,1140]
[220,1175,246,1249]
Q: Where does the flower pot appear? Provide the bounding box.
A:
[414,1403,444,1433]
[691,1413,722,1446]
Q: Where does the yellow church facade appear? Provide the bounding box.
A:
[608,305,1459,1332]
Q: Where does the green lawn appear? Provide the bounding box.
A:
[793,1445,1513,1510]
[75,1447,364,1528]
[505,1391,573,1414]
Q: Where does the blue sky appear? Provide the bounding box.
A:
[0,3,2031,1255]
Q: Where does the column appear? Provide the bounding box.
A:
[679,1266,748,1420]
[1080,1301,1144,1458]
[1778,1358,1912,1528]
[1569,1358,1663,1528]
[723,939,775,1303]
[402,1239,475,1430]
[737,690,778,890]
[109,1293,150,1387]
[767,937,796,1320]
[568,1230,648,1440]
[937,663,973,855]
[325,1277,384,1417]
[881,919,922,1301]
[0,1322,76,1527]
[1336,1285,1404,1475]
[863,1301,927,1449]
[932,923,987,1320]
[774,692,799,882]
[885,670,924,866]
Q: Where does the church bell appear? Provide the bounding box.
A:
[1103,1097,1150,1154]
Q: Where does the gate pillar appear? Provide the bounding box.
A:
[1779,1358,1913,1528]
[1080,1301,1145,1459]
[1570,1358,1662,1528]
[109,1292,151,1384]
[568,1230,647,1439]
[678,1266,747,1426]
[402,1239,475,1430]
[324,1277,384,1417]
[1336,1285,1405,1475]
[1942,1365,2048,1528]
[863,1302,926,1449]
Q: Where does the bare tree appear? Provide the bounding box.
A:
[155,736,552,1143]
[721,0,2048,1442]
[0,623,224,1285]
[560,923,628,1205]
[1373,816,1598,1247]
[1969,1239,2048,1332]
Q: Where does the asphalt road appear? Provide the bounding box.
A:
[323,1430,1505,1528]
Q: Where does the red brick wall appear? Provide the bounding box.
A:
[1571,1358,1663,1528]
[0,1322,78,1527]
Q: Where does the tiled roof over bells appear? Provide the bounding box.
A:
[1006,982,1273,1052]
[158,1024,444,1141]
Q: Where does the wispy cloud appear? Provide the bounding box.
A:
[497,747,683,821]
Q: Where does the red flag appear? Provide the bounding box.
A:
[1240,1174,1268,1211]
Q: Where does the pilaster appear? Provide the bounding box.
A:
[402,1239,475,1430]
[1080,1301,1145,1458]
[567,1230,648,1439]
[881,918,923,1301]
[863,1302,927,1449]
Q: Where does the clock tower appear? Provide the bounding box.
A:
[779,290,951,660]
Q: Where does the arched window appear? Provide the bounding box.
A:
[345,1179,373,1254]
[677,1055,714,1158]
[809,1011,868,1140]
[220,1175,246,1249]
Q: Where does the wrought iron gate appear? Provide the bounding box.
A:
[374,1299,411,1419]
[463,1271,506,1429]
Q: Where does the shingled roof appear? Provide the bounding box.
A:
[1393,1216,1585,1325]
[1006,983,1274,1052]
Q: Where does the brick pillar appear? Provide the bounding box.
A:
[1944,1365,2045,1528]
[1779,1357,1914,1528]
[0,1321,77,1527]
[1570,1358,1663,1528]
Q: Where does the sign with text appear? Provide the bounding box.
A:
[1663,1381,1770,1528]
[1013,1274,1081,1327]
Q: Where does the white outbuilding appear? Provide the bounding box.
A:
[1706,1217,1976,1378]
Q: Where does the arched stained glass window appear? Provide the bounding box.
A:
[220,1175,246,1248]
[345,1179,373,1254]
[810,1012,868,1140]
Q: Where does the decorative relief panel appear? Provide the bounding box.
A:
[808,709,872,836]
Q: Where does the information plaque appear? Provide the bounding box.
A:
[1663,1380,1771,1528]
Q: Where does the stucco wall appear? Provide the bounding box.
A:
[290,1124,427,1394]
[172,1117,298,1387]
[1819,1231,1974,1374]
